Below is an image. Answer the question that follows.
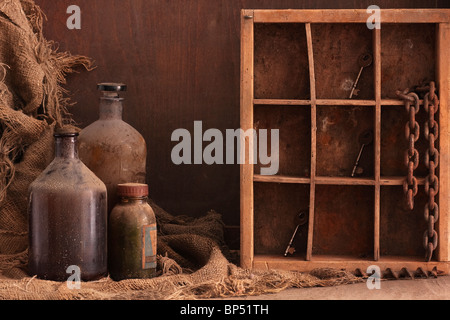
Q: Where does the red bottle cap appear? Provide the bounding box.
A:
[117,183,149,198]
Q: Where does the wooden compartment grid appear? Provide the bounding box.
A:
[241,9,450,273]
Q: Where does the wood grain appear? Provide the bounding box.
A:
[253,105,311,177]
[374,27,382,261]
[254,9,450,23]
[381,23,436,99]
[254,23,310,100]
[313,185,374,258]
[306,23,317,261]
[311,23,374,100]
[240,8,449,271]
[437,23,450,262]
[34,0,447,246]
[240,9,254,269]
[253,183,310,256]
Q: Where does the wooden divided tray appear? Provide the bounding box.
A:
[240,9,450,276]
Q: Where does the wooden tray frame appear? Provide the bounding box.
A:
[240,9,450,274]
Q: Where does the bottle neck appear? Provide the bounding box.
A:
[55,135,78,159]
[120,197,147,204]
[99,97,123,120]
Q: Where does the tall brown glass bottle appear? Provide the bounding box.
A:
[78,83,147,216]
[28,130,108,281]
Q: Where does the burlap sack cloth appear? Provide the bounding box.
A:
[0,0,362,300]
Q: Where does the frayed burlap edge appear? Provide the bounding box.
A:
[0,252,363,300]
[0,0,94,255]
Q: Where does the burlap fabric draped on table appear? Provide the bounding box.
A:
[0,0,362,300]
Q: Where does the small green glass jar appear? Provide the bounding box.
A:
[108,183,157,281]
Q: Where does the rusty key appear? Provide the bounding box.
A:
[284,211,309,257]
[349,53,373,99]
[351,130,374,177]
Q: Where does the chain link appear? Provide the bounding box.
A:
[423,81,439,262]
[397,90,420,210]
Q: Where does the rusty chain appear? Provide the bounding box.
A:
[397,90,420,210]
[423,81,439,262]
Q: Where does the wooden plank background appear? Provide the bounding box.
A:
[35,0,449,249]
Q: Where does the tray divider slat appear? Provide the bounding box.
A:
[374,26,382,162]
[240,10,255,269]
[373,27,382,261]
[305,23,316,261]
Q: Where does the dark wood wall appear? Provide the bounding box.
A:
[35,1,448,242]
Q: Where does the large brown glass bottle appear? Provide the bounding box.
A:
[78,83,147,216]
[109,183,157,281]
[28,130,108,281]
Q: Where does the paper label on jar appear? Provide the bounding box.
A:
[142,224,157,270]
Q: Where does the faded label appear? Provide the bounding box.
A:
[142,224,157,270]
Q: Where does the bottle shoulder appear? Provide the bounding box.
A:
[78,120,146,149]
[80,119,142,137]
[30,158,107,192]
